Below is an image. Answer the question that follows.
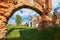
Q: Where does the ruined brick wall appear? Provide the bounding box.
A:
[38,0,52,30]
[53,9,60,25]
[0,0,52,39]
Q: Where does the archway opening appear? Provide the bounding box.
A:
[7,8,41,39]
[7,8,40,26]
[7,5,43,27]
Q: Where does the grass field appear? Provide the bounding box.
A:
[7,25,60,40]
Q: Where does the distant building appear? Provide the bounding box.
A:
[21,20,26,25]
[31,16,39,27]
[28,16,39,27]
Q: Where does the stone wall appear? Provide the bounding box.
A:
[0,0,52,39]
[53,9,60,25]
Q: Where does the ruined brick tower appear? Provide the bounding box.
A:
[53,9,60,25]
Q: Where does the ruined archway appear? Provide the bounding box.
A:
[8,7,40,27]
[9,5,43,21]
[0,0,52,40]
[0,2,43,40]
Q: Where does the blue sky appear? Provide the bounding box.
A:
[51,0,60,14]
[8,0,60,25]
[8,8,39,24]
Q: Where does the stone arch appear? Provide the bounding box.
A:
[0,0,52,40]
[8,5,43,21]
[0,4,43,40]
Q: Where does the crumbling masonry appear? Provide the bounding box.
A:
[0,0,52,40]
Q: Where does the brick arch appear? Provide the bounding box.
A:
[0,2,43,40]
[0,0,52,40]
[9,5,43,20]
[12,5,43,15]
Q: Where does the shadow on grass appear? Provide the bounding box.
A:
[7,27,60,40]
[7,28,26,35]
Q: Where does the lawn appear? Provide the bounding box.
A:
[7,25,60,40]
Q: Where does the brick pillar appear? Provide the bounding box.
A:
[0,20,7,40]
[38,15,52,30]
[38,16,46,30]
[0,2,9,40]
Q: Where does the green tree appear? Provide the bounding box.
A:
[16,15,21,25]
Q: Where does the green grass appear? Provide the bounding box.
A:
[7,25,60,40]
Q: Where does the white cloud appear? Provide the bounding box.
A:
[52,0,59,9]
[8,19,16,25]
[58,0,60,2]
[14,8,39,17]
[51,0,60,14]
[52,0,60,9]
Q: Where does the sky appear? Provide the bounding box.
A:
[8,8,39,25]
[51,0,60,14]
[8,0,60,25]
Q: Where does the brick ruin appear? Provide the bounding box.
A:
[0,0,52,40]
[53,9,60,25]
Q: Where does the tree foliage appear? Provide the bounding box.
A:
[16,15,21,25]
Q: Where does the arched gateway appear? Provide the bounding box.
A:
[0,0,52,40]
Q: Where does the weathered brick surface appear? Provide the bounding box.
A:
[53,9,60,25]
[0,0,52,39]
[38,15,52,30]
